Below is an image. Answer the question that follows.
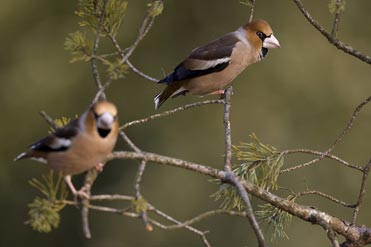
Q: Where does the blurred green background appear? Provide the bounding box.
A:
[1,0,371,246]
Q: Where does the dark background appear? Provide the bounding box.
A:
[1,0,371,246]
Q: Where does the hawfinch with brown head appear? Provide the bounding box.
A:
[15,101,119,199]
[154,19,280,109]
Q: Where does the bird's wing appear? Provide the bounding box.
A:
[159,32,240,84]
[30,119,80,152]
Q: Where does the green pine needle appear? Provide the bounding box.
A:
[256,203,292,241]
[239,0,254,7]
[26,171,68,233]
[147,1,164,17]
[104,58,129,80]
[64,31,93,62]
[212,133,284,209]
[75,0,127,37]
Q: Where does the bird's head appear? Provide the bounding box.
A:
[90,101,118,137]
[243,19,280,57]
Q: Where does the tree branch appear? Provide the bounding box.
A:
[281,149,363,173]
[294,190,355,208]
[352,158,371,224]
[224,171,267,247]
[331,0,343,38]
[292,0,371,65]
[109,150,371,246]
[120,99,225,130]
[223,87,233,171]
[281,96,371,174]
[90,0,108,100]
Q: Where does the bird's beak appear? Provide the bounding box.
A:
[263,34,280,49]
[98,112,114,129]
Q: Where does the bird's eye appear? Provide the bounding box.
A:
[256,31,266,40]
[93,111,100,119]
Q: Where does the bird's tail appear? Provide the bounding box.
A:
[14,152,27,161]
[154,82,185,109]
[154,88,172,110]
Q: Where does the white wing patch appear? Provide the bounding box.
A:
[31,157,47,164]
[49,138,72,150]
[194,57,230,70]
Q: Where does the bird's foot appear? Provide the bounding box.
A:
[64,175,90,203]
[210,90,225,96]
[73,186,90,201]
[95,163,104,173]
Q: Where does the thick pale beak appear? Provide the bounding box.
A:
[263,34,280,49]
[97,112,114,129]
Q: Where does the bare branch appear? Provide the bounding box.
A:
[223,87,233,172]
[292,0,371,65]
[126,59,158,82]
[155,209,247,230]
[119,131,142,153]
[134,160,147,198]
[90,0,108,100]
[224,171,267,247]
[81,169,99,239]
[150,207,212,247]
[39,111,59,129]
[331,0,343,38]
[281,96,371,174]
[281,149,363,172]
[121,99,225,130]
[109,150,371,245]
[352,158,371,224]
[91,80,112,105]
[249,0,256,23]
[90,194,134,201]
[294,190,355,208]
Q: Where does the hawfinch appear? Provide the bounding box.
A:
[15,101,119,198]
[154,19,280,109]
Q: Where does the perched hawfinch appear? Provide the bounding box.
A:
[154,19,280,109]
[15,101,119,198]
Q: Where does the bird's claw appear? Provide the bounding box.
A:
[95,163,104,173]
[72,186,90,203]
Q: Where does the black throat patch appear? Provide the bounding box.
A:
[98,128,111,138]
[260,47,268,59]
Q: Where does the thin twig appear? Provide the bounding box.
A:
[153,209,247,230]
[81,169,99,239]
[249,0,256,23]
[281,96,371,174]
[91,80,112,105]
[292,0,371,65]
[119,131,141,153]
[223,87,233,171]
[150,207,212,247]
[90,194,134,201]
[331,0,343,38]
[352,158,371,224]
[294,190,355,208]
[106,6,156,65]
[327,226,341,247]
[109,150,371,245]
[224,171,267,247]
[39,111,59,129]
[121,13,156,63]
[134,160,147,198]
[126,59,158,82]
[121,99,225,130]
[281,149,363,173]
[90,0,108,100]
[134,160,152,230]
